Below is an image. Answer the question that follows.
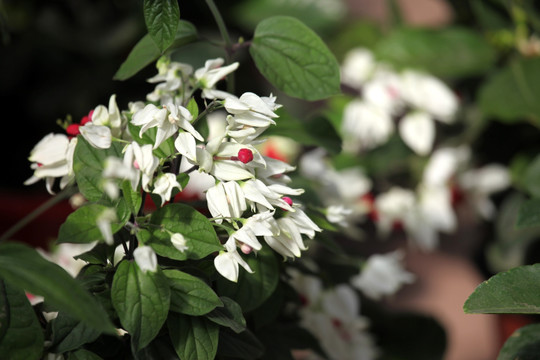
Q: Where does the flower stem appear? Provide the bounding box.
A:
[204,0,235,93]
[0,185,77,243]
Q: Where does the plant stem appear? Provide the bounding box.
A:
[0,185,77,243]
[204,0,235,93]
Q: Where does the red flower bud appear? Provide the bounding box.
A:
[237,148,254,164]
[66,123,81,136]
[282,196,293,206]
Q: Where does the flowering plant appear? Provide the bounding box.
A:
[3,1,540,359]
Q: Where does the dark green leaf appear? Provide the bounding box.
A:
[206,297,246,333]
[111,260,170,351]
[217,245,279,312]
[0,281,43,360]
[523,154,540,198]
[374,26,496,78]
[0,242,115,334]
[58,203,125,244]
[168,312,219,360]
[163,269,222,316]
[73,137,124,202]
[250,16,341,101]
[498,323,540,360]
[50,311,101,353]
[479,57,540,125]
[114,20,197,81]
[464,264,540,314]
[217,327,265,360]
[67,349,104,360]
[517,199,540,228]
[143,0,180,52]
[140,203,222,260]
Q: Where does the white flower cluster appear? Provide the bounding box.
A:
[340,47,459,156]
[300,145,511,251]
[287,268,379,360]
[25,57,322,283]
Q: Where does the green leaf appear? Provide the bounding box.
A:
[217,245,279,312]
[140,203,222,260]
[168,312,219,360]
[497,323,540,360]
[111,260,171,351]
[206,297,246,333]
[374,26,496,78]
[217,327,265,360]
[114,20,197,81]
[50,311,101,353]
[517,199,540,228]
[143,0,180,53]
[523,154,540,198]
[464,264,540,314]
[249,16,340,101]
[163,269,222,316]
[479,57,540,125]
[58,203,126,244]
[0,281,43,360]
[73,137,124,202]
[0,242,115,335]
[122,180,142,216]
[67,349,104,360]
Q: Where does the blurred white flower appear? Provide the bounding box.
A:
[152,173,182,206]
[171,233,188,253]
[340,48,376,89]
[342,100,394,152]
[134,246,158,273]
[351,250,415,300]
[79,124,112,149]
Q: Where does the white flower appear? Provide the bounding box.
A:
[399,70,459,123]
[176,132,262,182]
[363,67,404,115]
[374,187,416,235]
[351,250,415,300]
[171,233,188,253]
[79,124,112,149]
[38,242,98,277]
[228,211,279,251]
[24,133,73,193]
[340,48,376,89]
[123,141,159,191]
[225,92,278,127]
[422,146,471,187]
[342,100,394,152]
[458,164,511,219]
[131,104,169,149]
[96,208,117,245]
[152,173,182,206]
[214,238,253,282]
[206,181,247,224]
[91,94,123,137]
[195,58,239,96]
[102,156,140,198]
[326,205,353,227]
[398,111,435,156]
[134,246,158,273]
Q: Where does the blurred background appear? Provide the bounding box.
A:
[2,1,540,359]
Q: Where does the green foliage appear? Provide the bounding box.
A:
[111,260,171,351]
[479,57,540,125]
[139,203,222,260]
[250,16,341,101]
[114,20,198,81]
[0,281,44,360]
[168,312,219,360]
[465,264,540,314]
[0,242,115,335]
[374,26,496,78]
[143,0,180,53]
[497,323,540,360]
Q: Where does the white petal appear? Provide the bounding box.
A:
[79,124,112,149]
[398,112,435,156]
[174,132,198,162]
[133,246,158,273]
